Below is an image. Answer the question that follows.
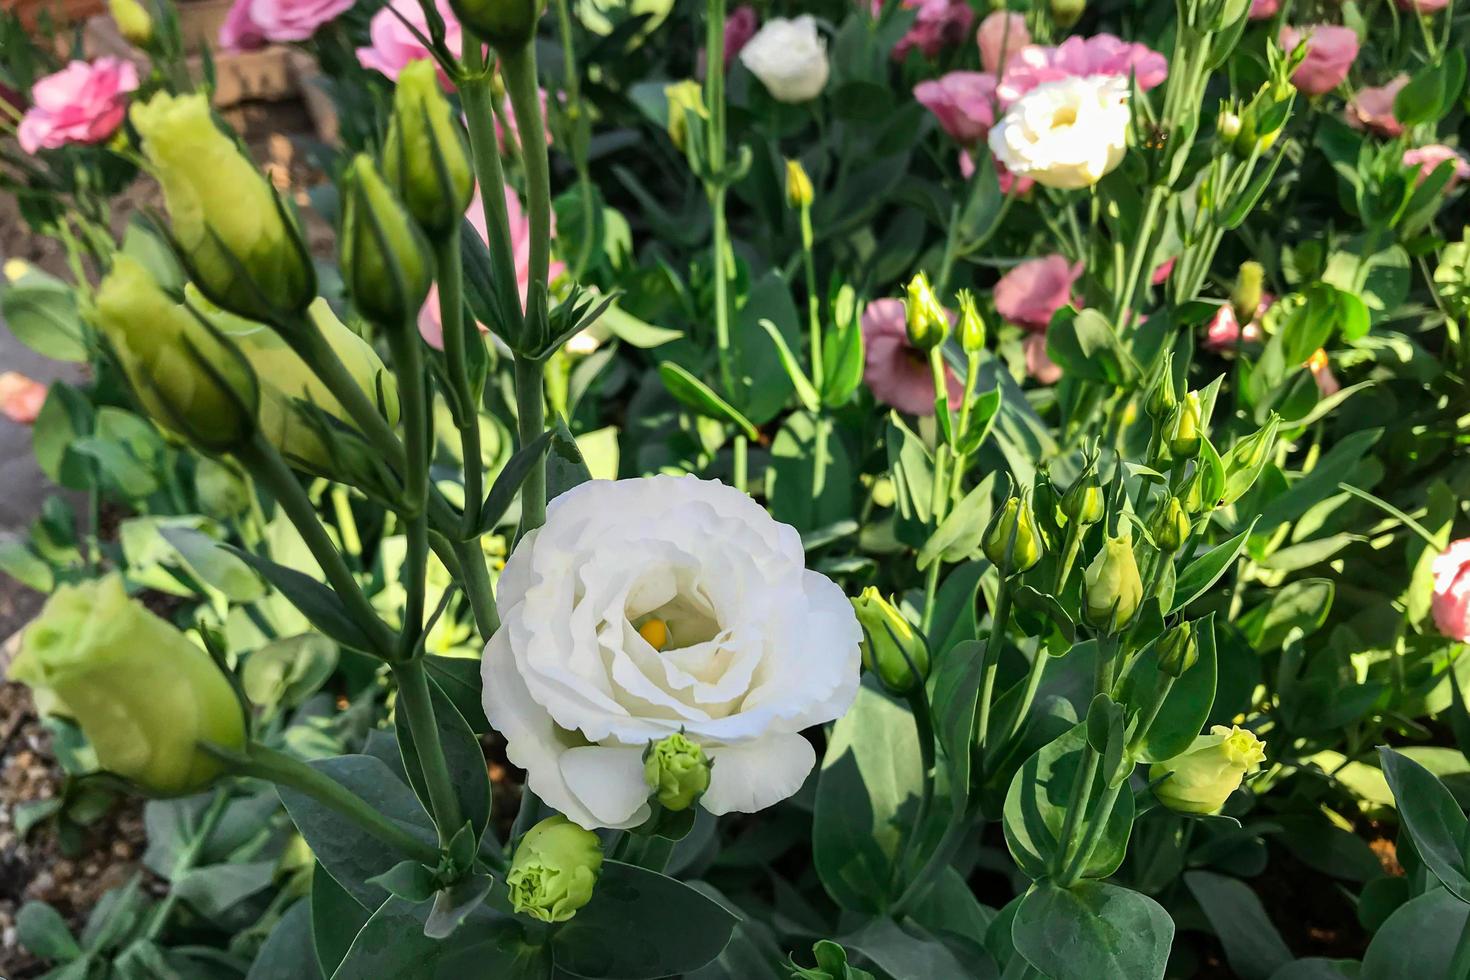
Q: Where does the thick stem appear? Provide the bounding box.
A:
[388,319,432,655]
[974,577,1014,758]
[513,356,548,534]
[1050,632,1120,877]
[240,743,439,864]
[453,538,501,640]
[500,43,553,302]
[945,352,982,504]
[1000,649,1049,749]
[552,0,596,279]
[1060,778,1124,887]
[459,44,524,338]
[282,319,406,474]
[434,235,484,537]
[393,659,465,846]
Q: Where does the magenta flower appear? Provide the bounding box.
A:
[860,298,963,416]
[358,0,464,86]
[996,34,1168,104]
[915,72,999,144]
[976,11,1029,73]
[1396,0,1449,13]
[1202,296,1271,352]
[218,0,353,50]
[0,372,47,425]
[1022,333,1061,385]
[890,0,975,61]
[994,255,1082,331]
[1403,144,1470,189]
[1151,257,1176,286]
[1346,75,1408,137]
[419,185,566,350]
[1279,25,1358,97]
[698,6,759,79]
[1249,0,1279,19]
[17,59,138,155]
[1433,539,1470,641]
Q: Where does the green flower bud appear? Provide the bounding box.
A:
[1216,103,1242,146]
[956,289,986,355]
[1151,496,1191,554]
[851,587,930,694]
[1146,352,1177,418]
[1230,261,1264,329]
[1083,532,1144,632]
[450,0,545,50]
[664,80,707,153]
[1051,0,1085,28]
[194,457,251,518]
[8,575,246,796]
[1157,622,1198,678]
[786,158,815,210]
[1166,391,1204,460]
[109,0,153,46]
[1060,454,1105,527]
[982,494,1043,577]
[130,92,313,322]
[1149,724,1265,814]
[341,154,432,328]
[904,272,949,351]
[507,816,604,923]
[93,255,258,451]
[383,60,474,238]
[643,732,711,812]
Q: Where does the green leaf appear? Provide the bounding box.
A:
[1011,584,1076,644]
[733,271,802,424]
[1002,724,1134,881]
[1184,871,1292,980]
[225,547,383,655]
[1120,615,1217,763]
[1011,880,1173,980]
[1255,428,1381,535]
[544,416,594,502]
[597,302,683,348]
[332,897,548,979]
[1359,887,1470,980]
[955,389,1002,456]
[424,655,490,733]
[820,313,865,407]
[551,862,738,978]
[1378,748,1470,902]
[172,862,276,920]
[474,428,555,536]
[767,411,856,534]
[931,640,986,816]
[394,680,492,844]
[1046,309,1134,385]
[1170,520,1257,614]
[918,472,996,570]
[1238,578,1333,651]
[1,271,90,362]
[242,635,339,713]
[311,864,371,975]
[246,900,321,980]
[841,918,993,979]
[160,525,265,603]
[757,318,820,413]
[16,901,82,962]
[657,362,759,440]
[366,860,439,903]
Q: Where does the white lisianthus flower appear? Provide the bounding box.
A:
[482,476,862,830]
[988,74,1131,190]
[739,15,830,103]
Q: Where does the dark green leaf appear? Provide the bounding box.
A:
[1011,880,1173,980]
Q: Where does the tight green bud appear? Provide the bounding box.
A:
[1158,622,1198,678]
[983,495,1043,576]
[1060,453,1105,527]
[664,80,707,153]
[450,0,545,49]
[507,816,604,923]
[1230,261,1264,328]
[384,60,474,238]
[1083,532,1144,632]
[130,92,312,322]
[8,575,246,796]
[1051,0,1085,28]
[109,0,153,46]
[644,732,711,812]
[93,255,258,451]
[851,588,930,694]
[341,154,432,328]
[1151,496,1191,553]
[1146,352,1177,418]
[904,272,949,351]
[1150,725,1265,814]
[1166,391,1204,460]
[786,158,815,209]
[956,289,986,354]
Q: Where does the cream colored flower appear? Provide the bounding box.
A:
[482,476,861,829]
[988,74,1130,190]
[739,15,829,103]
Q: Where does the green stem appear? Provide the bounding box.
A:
[236,435,396,659]
[238,743,439,864]
[500,42,553,303]
[281,317,406,474]
[945,351,982,505]
[920,559,944,636]
[974,576,1014,758]
[1050,633,1119,877]
[145,789,230,941]
[393,659,465,846]
[459,44,524,338]
[1059,778,1123,887]
[898,686,937,884]
[453,538,501,640]
[388,314,432,655]
[434,235,484,537]
[704,0,734,400]
[551,0,595,278]
[732,433,748,493]
[1054,524,1081,594]
[1000,649,1049,748]
[800,204,822,384]
[513,356,548,534]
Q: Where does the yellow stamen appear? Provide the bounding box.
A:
[638,618,669,651]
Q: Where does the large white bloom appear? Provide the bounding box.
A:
[988,74,1131,190]
[739,15,830,103]
[482,476,861,830]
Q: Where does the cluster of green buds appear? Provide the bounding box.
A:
[1220,44,1298,158]
[644,732,711,812]
[982,492,1044,578]
[506,816,604,923]
[904,272,949,351]
[851,588,930,695]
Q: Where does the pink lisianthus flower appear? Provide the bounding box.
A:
[958,150,1034,194]
[1396,0,1449,13]
[915,72,999,144]
[419,185,565,350]
[1151,257,1176,285]
[1433,539,1470,641]
[0,372,47,424]
[1279,25,1358,97]
[493,83,552,153]
[1346,75,1408,137]
[976,11,1029,73]
[996,34,1168,104]
[890,0,975,61]
[1202,295,1272,351]
[993,255,1082,331]
[218,0,353,50]
[17,59,138,155]
[1022,332,1061,384]
[1403,144,1470,189]
[860,298,963,416]
[1249,0,1280,18]
[359,0,463,86]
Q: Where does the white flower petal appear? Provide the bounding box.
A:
[559,745,652,830]
[702,733,816,815]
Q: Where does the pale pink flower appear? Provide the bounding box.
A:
[218,0,353,49]
[915,72,999,144]
[1249,0,1279,19]
[1403,144,1470,189]
[996,34,1168,104]
[1023,332,1062,384]
[493,84,552,153]
[994,255,1082,331]
[891,0,975,61]
[1397,0,1448,13]
[1280,25,1358,97]
[1346,75,1408,137]
[0,373,46,425]
[976,11,1029,73]
[358,0,463,86]
[1151,257,1176,285]
[958,150,1034,194]
[419,185,565,350]
[1433,539,1470,641]
[1202,296,1271,351]
[17,59,138,155]
[860,298,963,415]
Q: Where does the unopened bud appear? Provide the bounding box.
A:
[1151,496,1191,553]
[1166,391,1204,460]
[644,732,711,812]
[664,80,706,153]
[785,158,814,209]
[1083,532,1144,632]
[1060,455,1104,527]
[956,289,986,354]
[905,272,948,351]
[341,154,432,328]
[1150,725,1265,814]
[109,0,152,46]
[1230,261,1264,328]
[1146,352,1177,418]
[851,588,930,694]
[1217,106,1242,145]
[450,0,546,50]
[1158,622,1198,678]
[982,494,1043,577]
[507,816,603,923]
[384,60,474,238]
[1051,0,1085,28]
